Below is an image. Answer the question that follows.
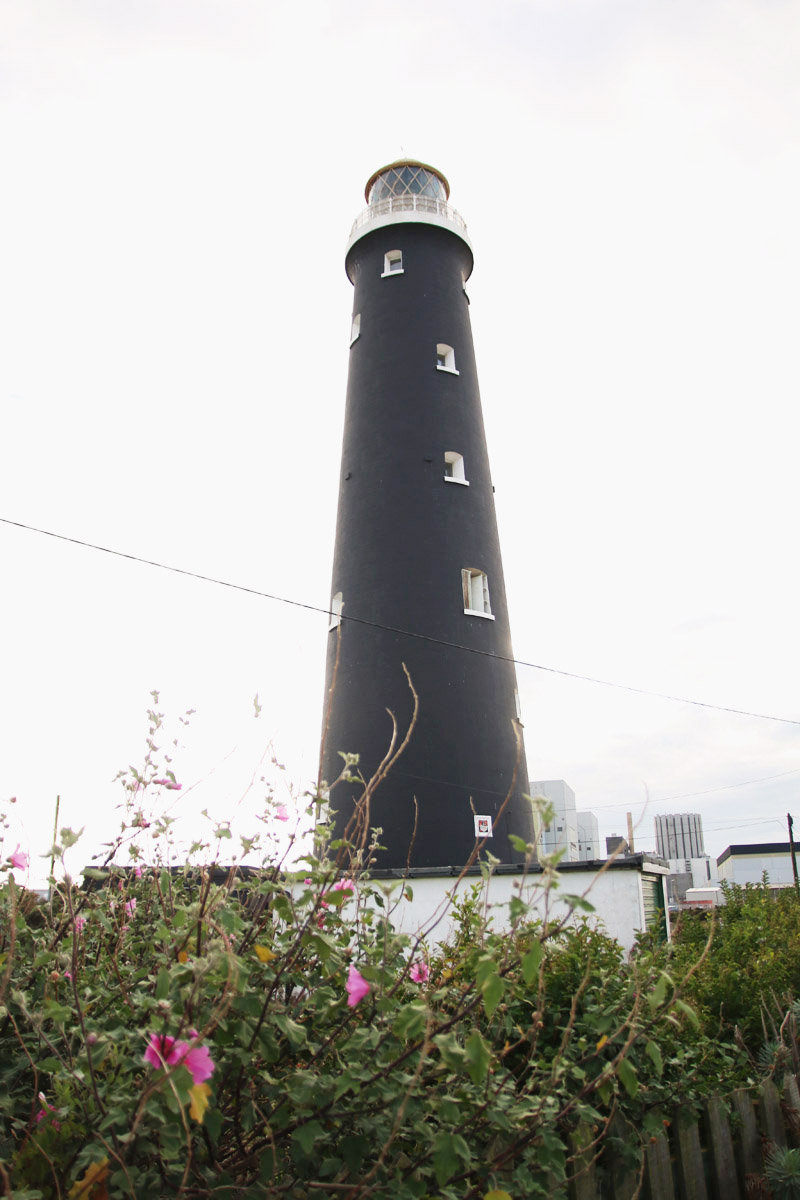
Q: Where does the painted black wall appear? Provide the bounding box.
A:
[322,220,534,869]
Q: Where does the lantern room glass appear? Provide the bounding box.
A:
[368,165,448,206]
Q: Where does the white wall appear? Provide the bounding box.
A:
[718,852,796,886]
[365,865,669,953]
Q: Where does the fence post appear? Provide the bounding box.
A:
[732,1088,763,1179]
[645,1131,675,1199]
[783,1073,800,1144]
[606,1114,641,1200]
[706,1097,739,1196]
[759,1078,786,1148]
[568,1124,598,1200]
[675,1114,708,1200]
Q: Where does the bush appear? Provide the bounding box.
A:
[668,879,800,1050]
[0,707,755,1198]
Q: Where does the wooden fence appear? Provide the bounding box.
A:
[568,1073,800,1199]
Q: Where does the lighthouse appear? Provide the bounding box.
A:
[321,161,534,871]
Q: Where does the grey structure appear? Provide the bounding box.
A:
[321,161,533,870]
[655,813,705,861]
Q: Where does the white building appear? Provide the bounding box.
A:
[530,780,579,861]
[717,843,799,887]
[368,856,670,953]
[655,813,705,860]
[576,811,600,861]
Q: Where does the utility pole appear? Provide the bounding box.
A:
[788,813,799,896]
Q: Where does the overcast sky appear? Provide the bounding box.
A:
[2,0,800,885]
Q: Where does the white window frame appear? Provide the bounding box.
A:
[328,591,343,631]
[443,451,468,485]
[350,313,361,345]
[382,250,404,277]
[436,343,458,374]
[462,569,494,619]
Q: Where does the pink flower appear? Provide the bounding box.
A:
[143,1033,216,1084]
[182,1043,215,1084]
[345,965,370,1008]
[125,899,136,917]
[35,1094,60,1129]
[64,970,72,981]
[275,804,290,821]
[409,961,430,984]
[9,845,28,871]
[74,916,86,934]
[153,778,182,790]
[331,878,355,897]
[144,1034,183,1070]
[134,866,143,878]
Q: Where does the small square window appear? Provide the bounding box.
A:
[382,250,403,276]
[328,591,343,631]
[443,451,468,485]
[462,568,494,618]
[436,343,458,374]
[350,313,361,345]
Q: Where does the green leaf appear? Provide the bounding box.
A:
[485,1191,514,1200]
[482,972,504,1018]
[433,1130,471,1186]
[508,834,529,854]
[616,1057,639,1099]
[155,967,170,1000]
[272,1013,307,1047]
[465,1029,491,1084]
[673,998,700,1030]
[560,893,595,913]
[647,971,671,1012]
[645,1039,663,1077]
[521,941,543,985]
[293,1120,323,1157]
[394,1001,428,1042]
[434,1031,466,1069]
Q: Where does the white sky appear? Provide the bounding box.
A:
[2,0,800,885]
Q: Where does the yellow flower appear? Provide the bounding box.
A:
[254,945,277,963]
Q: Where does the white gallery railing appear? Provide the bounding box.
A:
[349,194,469,239]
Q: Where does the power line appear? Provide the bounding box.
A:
[577,767,800,813]
[3,513,800,728]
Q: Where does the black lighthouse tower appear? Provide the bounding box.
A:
[321,160,534,870]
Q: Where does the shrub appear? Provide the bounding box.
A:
[0,707,754,1198]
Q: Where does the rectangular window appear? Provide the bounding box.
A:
[328,591,343,631]
[350,313,361,345]
[436,343,458,374]
[382,250,403,276]
[444,451,468,485]
[462,569,493,618]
